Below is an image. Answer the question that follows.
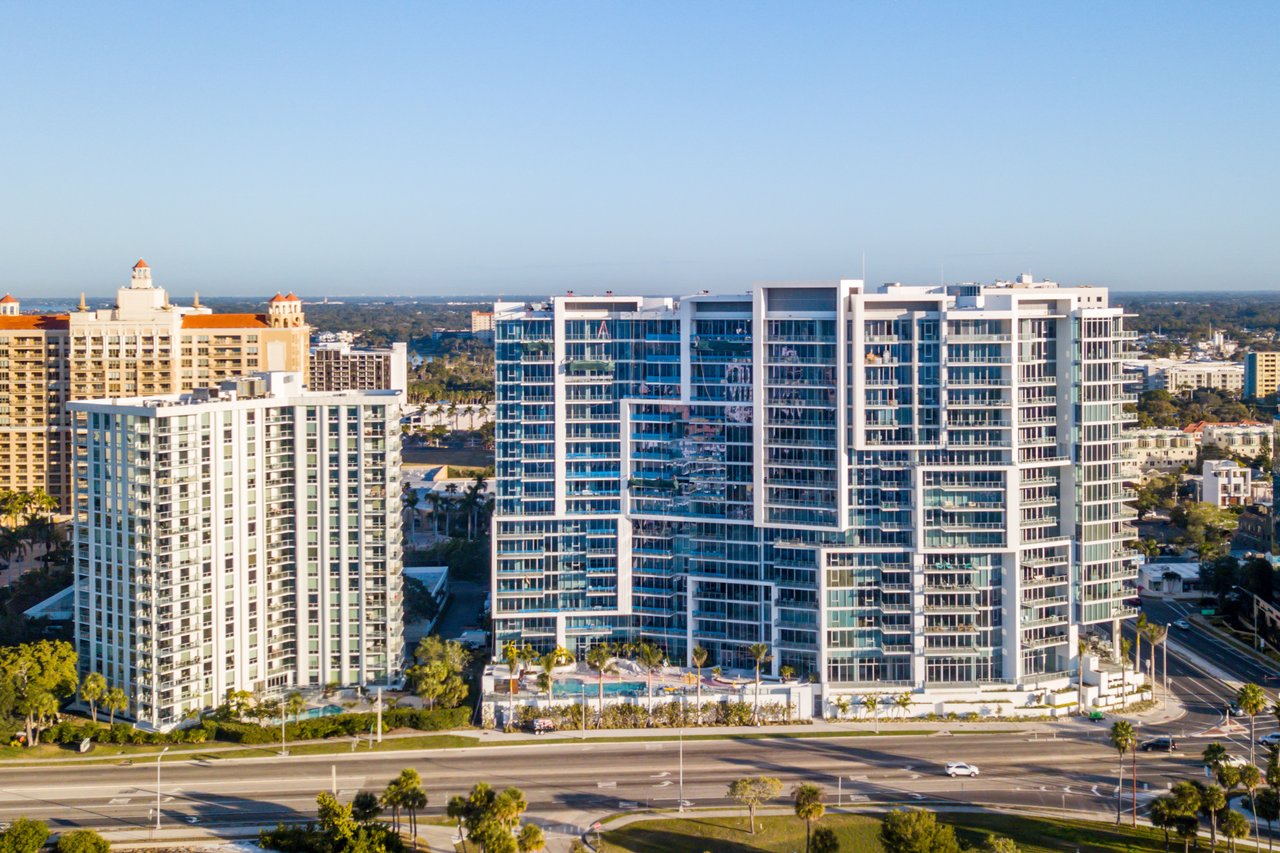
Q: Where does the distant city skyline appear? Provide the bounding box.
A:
[2,2,1276,295]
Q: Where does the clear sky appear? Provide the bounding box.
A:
[2,2,1277,296]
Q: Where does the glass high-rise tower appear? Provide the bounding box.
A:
[492,277,1137,697]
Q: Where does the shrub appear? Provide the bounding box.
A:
[56,829,109,853]
[0,818,50,853]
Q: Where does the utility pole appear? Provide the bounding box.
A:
[281,713,288,756]
[581,685,586,740]
[376,687,384,744]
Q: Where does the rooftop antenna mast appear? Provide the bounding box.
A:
[861,250,866,283]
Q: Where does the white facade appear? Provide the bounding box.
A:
[1198,421,1270,456]
[72,372,404,730]
[1163,361,1244,394]
[493,277,1138,697]
[1203,459,1252,507]
[1124,428,1198,474]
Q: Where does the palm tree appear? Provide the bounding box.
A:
[862,693,880,733]
[893,691,912,720]
[585,644,617,727]
[1120,636,1133,709]
[1200,784,1227,851]
[1150,796,1177,852]
[1238,683,1267,767]
[1222,808,1249,853]
[1077,638,1091,714]
[381,777,404,834]
[81,672,106,724]
[351,791,382,824]
[1136,612,1148,684]
[748,642,771,725]
[1241,764,1262,847]
[792,783,825,853]
[535,654,557,704]
[1109,720,1136,825]
[447,794,470,853]
[1256,787,1280,853]
[285,690,306,724]
[400,775,427,848]
[1170,781,1202,853]
[1204,741,1230,770]
[692,646,709,713]
[502,640,522,726]
[105,686,128,726]
[636,642,665,719]
[1149,623,1169,706]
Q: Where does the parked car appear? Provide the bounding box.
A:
[945,762,979,778]
[1173,620,1191,630]
[1258,733,1280,748]
[1141,737,1177,752]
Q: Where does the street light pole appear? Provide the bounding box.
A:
[155,746,170,831]
[678,727,684,813]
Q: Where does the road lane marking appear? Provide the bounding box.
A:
[596,782,616,789]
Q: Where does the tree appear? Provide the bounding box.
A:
[351,791,383,825]
[585,644,617,727]
[1150,797,1177,852]
[691,646,709,710]
[104,686,127,727]
[862,693,881,733]
[1239,683,1267,767]
[982,837,1020,853]
[1109,721,1136,825]
[811,826,840,853]
[635,643,665,718]
[1174,815,1200,853]
[447,795,471,853]
[516,823,544,853]
[1204,741,1229,770]
[1240,763,1262,847]
[727,775,782,835]
[0,639,77,746]
[55,830,108,853]
[285,690,306,724]
[748,642,771,725]
[80,672,106,724]
[535,654,556,704]
[1119,637,1133,709]
[894,691,913,720]
[1199,784,1227,851]
[878,809,961,853]
[1256,787,1280,853]
[793,783,825,853]
[1222,808,1249,853]
[0,819,50,853]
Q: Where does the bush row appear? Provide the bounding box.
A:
[43,706,470,748]
[208,707,470,744]
[503,700,800,729]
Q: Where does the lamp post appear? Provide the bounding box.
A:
[155,746,170,831]
[281,713,288,757]
[678,727,684,813]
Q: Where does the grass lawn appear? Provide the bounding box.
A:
[600,812,1173,853]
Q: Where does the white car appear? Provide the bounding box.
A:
[945,762,979,778]
[1260,733,1280,748]
[1209,755,1250,770]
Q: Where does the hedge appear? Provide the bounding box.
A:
[43,706,469,748]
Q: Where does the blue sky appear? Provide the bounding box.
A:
[1,2,1277,296]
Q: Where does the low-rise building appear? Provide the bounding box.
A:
[1139,561,1201,598]
[1192,420,1271,457]
[1125,428,1198,472]
[1203,459,1252,507]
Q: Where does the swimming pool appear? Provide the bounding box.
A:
[556,678,667,697]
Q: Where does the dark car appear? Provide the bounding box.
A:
[1141,737,1178,752]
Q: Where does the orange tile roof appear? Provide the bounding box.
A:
[133,259,149,269]
[181,314,271,329]
[0,314,70,331]
[0,294,18,305]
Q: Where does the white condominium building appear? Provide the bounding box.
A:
[72,372,404,730]
[493,277,1138,698]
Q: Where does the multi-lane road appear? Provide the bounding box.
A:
[0,732,1226,834]
[0,598,1275,839]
